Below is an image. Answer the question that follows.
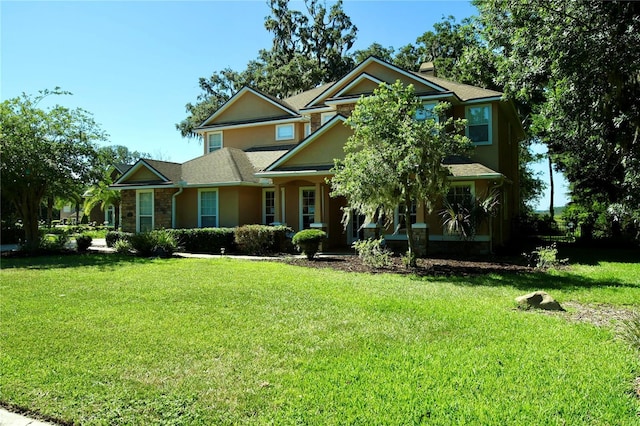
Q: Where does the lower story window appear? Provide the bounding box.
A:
[137,190,154,232]
[447,184,474,207]
[397,201,417,231]
[263,189,275,224]
[300,187,315,230]
[199,189,218,227]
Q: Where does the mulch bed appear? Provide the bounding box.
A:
[280,254,534,277]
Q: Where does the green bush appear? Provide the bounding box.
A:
[129,230,177,258]
[168,228,235,254]
[75,235,93,252]
[292,229,327,260]
[106,231,132,248]
[524,243,568,269]
[113,239,132,254]
[234,225,294,255]
[353,237,393,268]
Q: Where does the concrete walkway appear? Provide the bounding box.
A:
[0,408,56,426]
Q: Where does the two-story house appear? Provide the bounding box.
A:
[112,57,524,253]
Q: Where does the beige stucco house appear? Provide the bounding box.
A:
[112,57,524,253]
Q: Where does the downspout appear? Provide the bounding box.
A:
[491,178,506,254]
[172,182,186,229]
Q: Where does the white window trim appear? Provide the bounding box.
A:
[304,122,311,137]
[465,104,492,146]
[207,131,223,153]
[198,188,219,228]
[393,202,417,234]
[136,189,154,233]
[276,123,295,141]
[321,112,336,125]
[262,188,275,225]
[447,182,476,202]
[299,186,315,230]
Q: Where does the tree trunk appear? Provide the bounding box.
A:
[548,154,555,220]
[17,194,43,251]
[47,196,54,227]
[404,194,417,268]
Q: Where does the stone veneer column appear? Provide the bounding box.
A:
[412,223,429,257]
[120,190,137,233]
[154,188,176,229]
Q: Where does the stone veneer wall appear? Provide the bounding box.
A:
[119,188,177,233]
[121,190,136,232]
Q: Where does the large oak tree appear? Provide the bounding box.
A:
[1,89,107,250]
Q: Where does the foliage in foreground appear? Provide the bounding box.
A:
[0,254,638,425]
[292,229,327,259]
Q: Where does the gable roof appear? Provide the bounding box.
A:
[302,57,448,110]
[260,115,348,174]
[112,147,290,189]
[197,86,300,130]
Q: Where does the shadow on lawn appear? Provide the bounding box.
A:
[0,251,160,270]
[426,267,639,292]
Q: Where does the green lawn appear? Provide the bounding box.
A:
[1,252,639,425]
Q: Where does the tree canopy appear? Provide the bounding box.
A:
[331,81,471,265]
[176,0,357,138]
[1,88,107,249]
[475,0,640,227]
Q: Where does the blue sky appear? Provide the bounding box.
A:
[1,0,567,209]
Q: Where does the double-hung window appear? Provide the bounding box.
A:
[137,190,154,232]
[396,201,417,232]
[300,187,315,230]
[447,184,474,208]
[208,132,223,153]
[466,105,491,145]
[263,189,275,225]
[199,189,218,227]
[276,124,294,141]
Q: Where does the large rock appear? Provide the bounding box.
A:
[515,291,565,311]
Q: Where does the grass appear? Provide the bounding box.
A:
[1,251,639,425]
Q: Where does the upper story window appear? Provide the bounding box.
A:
[304,123,311,137]
[415,102,438,122]
[207,132,223,153]
[321,112,336,125]
[466,105,492,145]
[276,124,295,141]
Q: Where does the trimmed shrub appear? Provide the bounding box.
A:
[114,239,132,254]
[129,230,177,258]
[168,228,235,254]
[353,237,393,268]
[235,225,273,255]
[234,225,294,255]
[75,235,93,252]
[106,231,132,248]
[292,229,327,260]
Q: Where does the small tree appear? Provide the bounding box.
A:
[331,81,471,266]
[1,89,106,250]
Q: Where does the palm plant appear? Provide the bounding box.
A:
[440,189,500,251]
[83,181,121,229]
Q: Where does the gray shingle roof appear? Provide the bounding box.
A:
[284,82,335,111]
[443,156,502,178]
[412,73,503,101]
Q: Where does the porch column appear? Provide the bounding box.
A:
[414,199,429,256]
